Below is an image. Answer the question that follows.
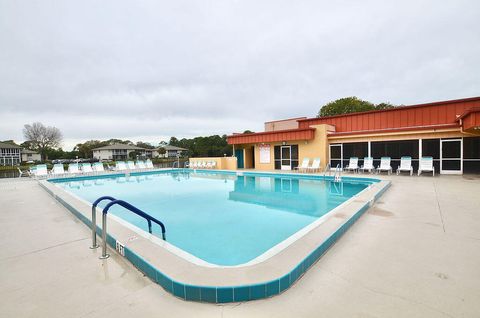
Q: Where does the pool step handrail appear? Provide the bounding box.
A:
[91,196,117,250]
[91,196,167,259]
[97,199,167,259]
[333,164,342,182]
[323,163,331,177]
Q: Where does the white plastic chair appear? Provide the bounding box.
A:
[210,161,217,169]
[295,158,310,173]
[359,157,374,173]
[344,157,359,173]
[145,160,154,169]
[116,161,127,171]
[396,156,413,176]
[127,161,136,170]
[136,160,146,169]
[92,162,105,173]
[81,163,93,174]
[68,163,80,174]
[377,157,392,175]
[307,158,321,173]
[33,164,48,178]
[418,157,435,176]
[50,164,65,176]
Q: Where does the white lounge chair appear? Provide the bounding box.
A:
[92,162,105,173]
[359,157,375,173]
[136,160,146,169]
[295,158,310,173]
[210,161,217,169]
[200,161,207,169]
[377,157,392,175]
[50,163,65,176]
[418,156,435,176]
[127,161,136,170]
[33,164,48,178]
[68,163,80,174]
[116,161,127,171]
[145,160,154,169]
[396,156,413,176]
[307,158,321,173]
[206,161,212,169]
[344,157,359,173]
[81,163,93,174]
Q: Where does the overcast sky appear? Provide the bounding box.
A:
[1,0,479,150]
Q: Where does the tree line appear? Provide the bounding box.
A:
[17,97,398,160]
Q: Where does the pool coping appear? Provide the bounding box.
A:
[39,169,390,303]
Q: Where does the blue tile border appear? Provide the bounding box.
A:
[39,177,390,304]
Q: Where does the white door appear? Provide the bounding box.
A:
[281,146,291,170]
[440,139,462,174]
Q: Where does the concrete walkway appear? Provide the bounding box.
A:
[0,175,479,317]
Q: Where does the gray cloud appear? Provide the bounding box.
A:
[1,0,479,150]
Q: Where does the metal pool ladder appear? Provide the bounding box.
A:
[333,164,342,182]
[91,196,167,259]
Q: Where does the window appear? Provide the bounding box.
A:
[372,139,419,170]
[329,144,342,168]
[422,139,440,172]
[463,137,480,173]
[342,142,368,167]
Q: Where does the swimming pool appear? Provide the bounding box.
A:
[51,170,375,266]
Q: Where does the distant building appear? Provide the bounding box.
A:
[21,149,41,162]
[153,145,188,158]
[92,144,153,161]
[0,141,22,166]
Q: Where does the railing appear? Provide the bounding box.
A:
[91,196,166,259]
[333,164,342,182]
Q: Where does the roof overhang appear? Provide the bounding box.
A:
[227,128,315,145]
[458,107,480,134]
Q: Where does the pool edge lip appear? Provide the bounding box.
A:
[39,170,390,303]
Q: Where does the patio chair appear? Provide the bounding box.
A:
[210,161,217,169]
[33,164,48,178]
[359,157,374,173]
[294,158,310,173]
[377,157,392,175]
[418,156,435,176]
[50,164,65,176]
[306,158,321,173]
[136,160,146,169]
[92,162,105,173]
[206,161,212,169]
[127,161,136,170]
[396,156,413,176]
[344,157,359,173]
[81,163,94,174]
[68,163,80,174]
[145,160,154,169]
[115,161,127,171]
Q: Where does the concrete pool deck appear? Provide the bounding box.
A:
[0,174,479,317]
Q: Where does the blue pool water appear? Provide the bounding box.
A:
[51,170,374,266]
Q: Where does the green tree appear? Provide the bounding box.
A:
[317,97,375,117]
[317,97,397,117]
[136,141,155,149]
[243,130,254,134]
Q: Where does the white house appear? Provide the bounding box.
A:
[21,149,41,162]
[92,144,153,161]
[0,142,22,166]
[153,145,188,158]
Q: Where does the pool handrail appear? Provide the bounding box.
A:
[99,199,167,259]
[91,196,117,250]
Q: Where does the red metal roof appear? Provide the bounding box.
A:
[227,128,315,145]
[298,97,480,133]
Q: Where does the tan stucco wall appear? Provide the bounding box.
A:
[298,124,331,170]
[243,147,254,169]
[189,157,237,170]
